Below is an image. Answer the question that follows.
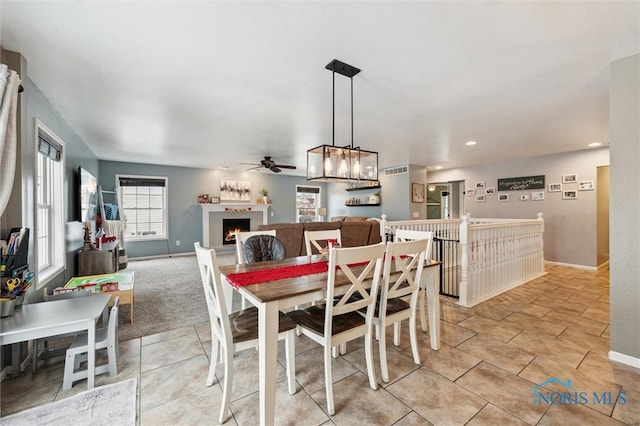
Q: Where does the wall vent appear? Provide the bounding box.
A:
[383,165,408,176]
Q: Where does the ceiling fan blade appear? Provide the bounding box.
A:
[240,162,261,166]
[246,166,262,171]
[270,166,282,173]
[274,164,297,169]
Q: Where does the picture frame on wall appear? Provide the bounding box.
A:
[498,194,509,201]
[579,181,594,191]
[220,179,251,202]
[485,187,495,194]
[548,183,562,192]
[475,194,486,202]
[562,174,577,184]
[532,192,544,201]
[210,196,220,204]
[466,189,476,196]
[412,183,425,203]
[475,181,486,189]
[563,190,578,200]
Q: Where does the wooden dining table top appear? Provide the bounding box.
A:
[218,254,441,304]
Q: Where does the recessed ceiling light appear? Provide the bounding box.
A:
[465,141,477,146]
[588,142,602,147]
[434,166,443,170]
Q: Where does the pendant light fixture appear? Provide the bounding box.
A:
[307,59,379,183]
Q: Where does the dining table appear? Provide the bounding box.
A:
[0,294,111,389]
[219,254,441,426]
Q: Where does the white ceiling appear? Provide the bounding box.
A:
[2,1,638,176]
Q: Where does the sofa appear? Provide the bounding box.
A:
[257,216,382,258]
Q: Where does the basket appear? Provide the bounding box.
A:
[0,298,17,317]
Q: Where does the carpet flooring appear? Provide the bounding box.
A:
[117,253,234,341]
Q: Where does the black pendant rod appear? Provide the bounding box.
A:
[332,68,335,147]
[351,76,354,149]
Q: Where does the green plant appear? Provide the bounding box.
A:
[374,190,381,198]
[259,188,269,197]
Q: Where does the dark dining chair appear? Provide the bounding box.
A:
[244,234,286,264]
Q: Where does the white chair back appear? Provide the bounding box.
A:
[394,229,434,259]
[235,230,276,264]
[194,242,232,351]
[325,242,385,331]
[305,229,342,256]
[381,239,428,314]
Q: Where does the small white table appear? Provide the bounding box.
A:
[0,294,110,389]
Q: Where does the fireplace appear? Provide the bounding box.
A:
[222,218,250,245]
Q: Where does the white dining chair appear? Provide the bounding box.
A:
[373,239,428,382]
[304,229,342,256]
[286,243,385,415]
[62,296,120,390]
[393,229,434,332]
[194,242,297,424]
[235,230,277,264]
[235,230,277,309]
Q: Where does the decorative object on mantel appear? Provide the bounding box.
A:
[224,207,253,213]
[198,193,210,203]
[211,196,220,204]
[220,179,251,202]
[307,59,378,183]
[259,188,269,204]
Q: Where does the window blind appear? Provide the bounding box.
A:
[37,129,62,162]
[297,186,320,194]
[118,177,166,187]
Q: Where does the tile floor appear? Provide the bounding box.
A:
[2,263,640,425]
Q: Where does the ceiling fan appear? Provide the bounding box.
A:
[241,156,297,173]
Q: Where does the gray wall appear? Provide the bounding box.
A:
[99,161,325,258]
[427,148,610,268]
[378,166,411,221]
[609,53,639,360]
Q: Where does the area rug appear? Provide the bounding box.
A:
[117,253,235,341]
[0,378,137,426]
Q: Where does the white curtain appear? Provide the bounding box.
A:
[0,63,22,217]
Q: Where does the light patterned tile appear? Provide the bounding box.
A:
[457,315,521,342]
[506,330,587,369]
[538,402,626,426]
[501,312,566,337]
[141,326,196,346]
[343,341,421,387]
[311,371,412,424]
[294,346,359,395]
[456,362,546,424]
[555,327,610,355]
[540,311,607,336]
[466,403,529,426]
[469,302,514,321]
[232,380,329,426]
[140,354,210,412]
[393,411,433,426]
[457,334,535,374]
[418,343,481,381]
[387,367,486,425]
[439,320,476,347]
[141,333,205,372]
[140,384,231,425]
[577,352,640,393]
[496,301,551,318]
[612,387,640,425]
[580,306,609,323]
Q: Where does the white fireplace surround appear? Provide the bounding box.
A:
[200,203,270,248]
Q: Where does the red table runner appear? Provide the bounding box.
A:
[226,261,330,288]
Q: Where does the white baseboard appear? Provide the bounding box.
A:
[129,251,195,261]
[609,350,640,369]
[545,261,597,271]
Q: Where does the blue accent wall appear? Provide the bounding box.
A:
[98,161,327,258]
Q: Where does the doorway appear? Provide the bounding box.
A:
[426,180,464,219]
[596,166,610,266]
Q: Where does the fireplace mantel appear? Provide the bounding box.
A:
[200,203,270,248]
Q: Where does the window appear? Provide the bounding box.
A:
[295,185,321,223]
[35,121,66,288]
[117,175,168,241]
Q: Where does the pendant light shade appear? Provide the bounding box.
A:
[307,59,379,183]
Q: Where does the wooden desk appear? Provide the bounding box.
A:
[0,295,110,389]
[219,255,441,426]
[65,271,135,323]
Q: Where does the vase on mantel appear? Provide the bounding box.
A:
[262,196,268,204]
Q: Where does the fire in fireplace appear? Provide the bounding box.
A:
[222,218,250,245]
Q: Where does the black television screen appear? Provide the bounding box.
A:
[79,167,98,223]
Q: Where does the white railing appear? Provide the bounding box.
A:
[380,213,545,307]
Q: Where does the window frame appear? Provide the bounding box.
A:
[295,185,322,223]
[116,174,168,242]
[34,120,66,289]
